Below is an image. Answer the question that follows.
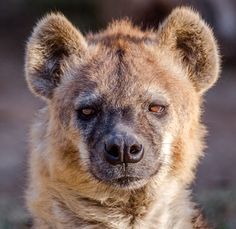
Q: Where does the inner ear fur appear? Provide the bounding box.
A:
[157,7,220,93]
[25,13,87,100]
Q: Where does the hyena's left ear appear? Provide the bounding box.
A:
[25,13,87,100]
[157,7,220,94]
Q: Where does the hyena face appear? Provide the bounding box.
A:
[25,9,220,188]
[54,44,180,188]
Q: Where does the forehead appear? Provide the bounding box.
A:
[71,43,181,104]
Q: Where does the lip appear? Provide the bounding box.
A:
[114,176,140,183]
[113,176,141,187]
[90,170,143,187]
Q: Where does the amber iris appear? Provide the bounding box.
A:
[149,104,165,114]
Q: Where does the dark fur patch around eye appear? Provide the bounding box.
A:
[78,105,135,148]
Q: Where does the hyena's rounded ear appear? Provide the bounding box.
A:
[25,13,87,100]
[157,7,220,94]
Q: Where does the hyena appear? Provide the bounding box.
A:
[25,7,220,229]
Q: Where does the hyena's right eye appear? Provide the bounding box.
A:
[77,107,97,120]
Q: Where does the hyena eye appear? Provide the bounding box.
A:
[148,104,166,115]
[77,107,96,120]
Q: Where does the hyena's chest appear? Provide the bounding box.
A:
[52,198,159,229]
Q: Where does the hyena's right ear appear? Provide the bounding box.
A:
[25,13,87,100]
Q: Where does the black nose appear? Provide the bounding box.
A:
[104,134,144,165]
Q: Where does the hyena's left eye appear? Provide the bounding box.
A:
[77,107,97,120]
[148,104,166,115]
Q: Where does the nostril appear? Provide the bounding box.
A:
[124,142,143,164]
[104,142,123,165]
[107,144,120,158]
[129,144,142,155]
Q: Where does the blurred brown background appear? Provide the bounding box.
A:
[0,0,236,228]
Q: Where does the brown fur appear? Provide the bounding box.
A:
[25,7,220,229]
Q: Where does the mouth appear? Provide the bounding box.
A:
[112,176,142,187]
[89,160,162,189]
[90,169,145,188]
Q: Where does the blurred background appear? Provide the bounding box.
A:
[0,0,236,228]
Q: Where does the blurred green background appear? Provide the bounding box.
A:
[0,0,236,228]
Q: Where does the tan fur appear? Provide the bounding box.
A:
[25,7,220,229]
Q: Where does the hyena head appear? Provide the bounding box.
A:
[25,8,220,189]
